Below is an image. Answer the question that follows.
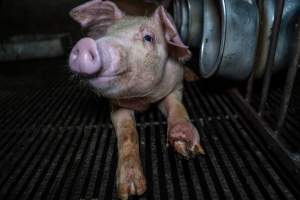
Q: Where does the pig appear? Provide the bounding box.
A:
[68,0,205,199]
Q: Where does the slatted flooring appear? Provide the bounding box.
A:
[0,59,299,200]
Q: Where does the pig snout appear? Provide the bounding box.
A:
[69,38,101,76]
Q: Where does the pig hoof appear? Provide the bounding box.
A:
[116,159,147,200]
[168,121,205,158]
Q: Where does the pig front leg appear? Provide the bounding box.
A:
[111,106,146,200]
[159,89,205,157]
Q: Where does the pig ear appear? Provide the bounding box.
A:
[69,0,124,29]
[153,6,191,61]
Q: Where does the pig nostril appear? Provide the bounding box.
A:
[89,50,95,61]
[90,52,95,60]
[71,49,80,61]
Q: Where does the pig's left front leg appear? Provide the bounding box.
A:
[159,90,205,158]
[111,106,146,200]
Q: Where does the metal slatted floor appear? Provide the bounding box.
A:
[250,74,300,155]
[0,59,299,200]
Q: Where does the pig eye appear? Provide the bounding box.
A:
[143,34,153,43]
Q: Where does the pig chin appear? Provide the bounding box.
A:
[87,73,128,98]
[88,72,158,99]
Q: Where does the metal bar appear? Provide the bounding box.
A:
[245,0,264,102]
[276,20,300,131]
[213,95,281,199]
[224,91,300,197]
[185,87,234,199]
[258,0,285,115]
[156,114,176,200]
[245,68,256,102]
[229,88,300,169]
[148,112,162,200]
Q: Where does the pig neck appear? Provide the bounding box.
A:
[113,58,184,111]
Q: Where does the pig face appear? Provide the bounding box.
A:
[69,0,191,99]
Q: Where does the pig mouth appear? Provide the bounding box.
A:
[78,68,128,80]
[88,69,129,85]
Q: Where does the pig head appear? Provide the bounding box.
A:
[68,1,204,200]
[69,0,191,100]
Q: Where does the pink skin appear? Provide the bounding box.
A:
[68,1,203,199]
[69,37,126,83]
[69,37,124,77]
[69,38,101,75]
[69,0,191,100]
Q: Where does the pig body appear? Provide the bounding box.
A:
[69,1,204,199]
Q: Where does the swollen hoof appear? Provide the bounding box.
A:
[168,121,205,158]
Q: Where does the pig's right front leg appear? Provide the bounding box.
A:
[111,106,146,200]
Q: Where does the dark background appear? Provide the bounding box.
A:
[0,0,158,41]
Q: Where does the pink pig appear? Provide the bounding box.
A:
[68,0,205,199]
